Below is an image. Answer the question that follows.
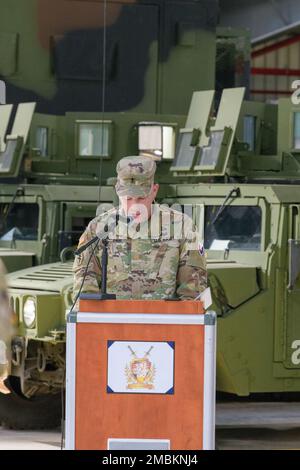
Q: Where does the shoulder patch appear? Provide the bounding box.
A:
[187,250,206,269]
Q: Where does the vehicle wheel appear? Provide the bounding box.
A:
[0,378,62,430]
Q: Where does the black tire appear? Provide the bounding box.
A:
[0,379,62,430]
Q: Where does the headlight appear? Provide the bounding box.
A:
[23,298,36,328]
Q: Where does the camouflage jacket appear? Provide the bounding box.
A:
[73,205,207,303]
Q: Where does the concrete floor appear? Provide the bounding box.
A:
[0,428,61,450]
[217,428,300,450]
[216,401,300,428]
[216,402,300,450]
[0,402,299,450]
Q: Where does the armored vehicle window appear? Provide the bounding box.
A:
[293,113,300,149]
[35,127,48,157]
[172,130,198,170]
[58,216,94,253]
[72,216,93,233]
[243,115,256,151]
[0,203,39,241]
[138,124,176,160]
[77,121,111,158]
[197,130,225,168]
[205,206,261,251]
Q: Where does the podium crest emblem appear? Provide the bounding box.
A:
[125,345,156,390]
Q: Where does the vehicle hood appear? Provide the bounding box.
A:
[7,261,73,293]
[7,259,260,309]
[207,260,260,311]
[0,248,34,273]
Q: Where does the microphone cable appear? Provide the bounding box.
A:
[68,238,100,316]
[61,238,100,450]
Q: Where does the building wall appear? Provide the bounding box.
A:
[251,34,300,102]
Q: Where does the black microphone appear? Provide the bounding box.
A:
[74,213,133,256]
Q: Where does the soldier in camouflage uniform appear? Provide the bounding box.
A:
[73,156,207,303]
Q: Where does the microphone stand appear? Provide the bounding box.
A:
[75,213,130,302]
[79,235,116,301]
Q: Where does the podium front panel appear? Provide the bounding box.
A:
[65,301,216,450]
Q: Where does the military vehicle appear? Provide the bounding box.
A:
[2,86,300,429]
[0,104,187,427]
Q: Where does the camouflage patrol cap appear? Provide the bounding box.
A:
[115,156,156,198]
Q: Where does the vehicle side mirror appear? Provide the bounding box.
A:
[288,239,300,290]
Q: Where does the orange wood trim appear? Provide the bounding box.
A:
[79,299,204,314]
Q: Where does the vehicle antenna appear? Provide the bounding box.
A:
[98,0,108,204]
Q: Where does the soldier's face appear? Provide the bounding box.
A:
[120,183,159,223]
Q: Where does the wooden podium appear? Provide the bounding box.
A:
[65,299,216,450]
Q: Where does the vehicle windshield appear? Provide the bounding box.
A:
[0,203,39,241]
[204,205,262,251]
